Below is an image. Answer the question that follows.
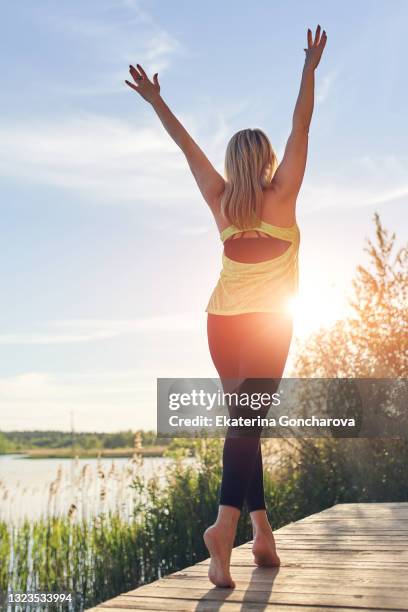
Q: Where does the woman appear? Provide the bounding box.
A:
[126,25,327,588]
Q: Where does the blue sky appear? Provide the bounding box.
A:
[1,0,407,432]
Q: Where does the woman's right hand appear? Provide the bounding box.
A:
[304,25,327,71]
[125,64,161,104]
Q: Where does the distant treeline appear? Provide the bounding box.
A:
[0,430,168,453]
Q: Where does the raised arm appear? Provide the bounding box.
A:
[273,25,327,203]
[125,64,225,210]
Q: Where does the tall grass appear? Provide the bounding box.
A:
[0,441,221,611]
[0,452,161,524]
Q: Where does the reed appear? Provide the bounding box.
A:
[0,442,222,610]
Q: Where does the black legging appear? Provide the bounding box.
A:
[207,312,293,512]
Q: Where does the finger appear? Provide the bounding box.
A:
[307,28,313,48]
[125,79,139,92]
[129,64,142,81]
[320,31,328,51]
[129,64,141,77]
[136,63,148,79]
[153,72,159,86]
[314,24,321,46]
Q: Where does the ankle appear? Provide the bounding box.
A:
[250,509,272,536]
[214,505,240,533]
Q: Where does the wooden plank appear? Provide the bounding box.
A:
[96,607,259,612]
[278,524,408,529]
[92,601,386,612]
[99,589,408,609]
[135,578,408,598]
[225,551,408,563]
[86,503,408,611]
[231,547,408,556]
[292,518,408,524]
[171,567,408,587]
[242,542,408,550]
[173,567,408,588]
[273,532,408,537]
[163,570,408,587]
[241,546,408,552]
[317,503,408,510]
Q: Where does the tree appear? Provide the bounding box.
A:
[273,214,408,511]
[292,213,408,377]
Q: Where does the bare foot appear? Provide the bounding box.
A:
[203,525,236,588]
[252,528,280,567]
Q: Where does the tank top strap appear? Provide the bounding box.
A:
[220,225,241,243]
[258,220,299,243]
[220,221,299,244]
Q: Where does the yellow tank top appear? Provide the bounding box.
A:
[206,220,300,315]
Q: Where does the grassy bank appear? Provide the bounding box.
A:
[0,429,168,456]
[7,445,167,459]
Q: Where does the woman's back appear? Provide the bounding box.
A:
[206,190,300,316]
[212,183,298,264]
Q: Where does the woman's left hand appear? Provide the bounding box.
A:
[125,64,161,104]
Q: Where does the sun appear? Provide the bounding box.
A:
[287,288,348,338]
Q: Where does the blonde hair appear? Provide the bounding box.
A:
[221,128,278,229]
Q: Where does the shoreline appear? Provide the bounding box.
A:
[0,446,167,459]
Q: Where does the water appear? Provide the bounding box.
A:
[0,453,173,523]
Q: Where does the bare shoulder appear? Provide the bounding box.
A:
[262,184,297,226]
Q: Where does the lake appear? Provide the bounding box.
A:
[0,453,175,523]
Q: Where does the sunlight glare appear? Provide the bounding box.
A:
[288,289,348,339]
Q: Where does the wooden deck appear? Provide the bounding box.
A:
[87,502,408,611]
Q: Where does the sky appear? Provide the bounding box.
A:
[0,0,407,432]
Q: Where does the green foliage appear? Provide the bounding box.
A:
[0,432,9,454]
[274,438,408,519]
[1,515,142,611]
[0,429,165,452]
[292,213,407,377]
[130,439,224,576]
[0,441,223,610]
[163,438,196,457]
[285,213,408,516]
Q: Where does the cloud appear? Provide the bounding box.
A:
[0,99,232,206]
[1,110,406,217]
[316,70,337,105]
[143,31,182,73]
[0,369,158,430]
[299,153,408,213]
[0,370,147,401]
[39,1,182,98]
[0,114,195,204]
[0,364,215,431]
[0,315,201,345]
